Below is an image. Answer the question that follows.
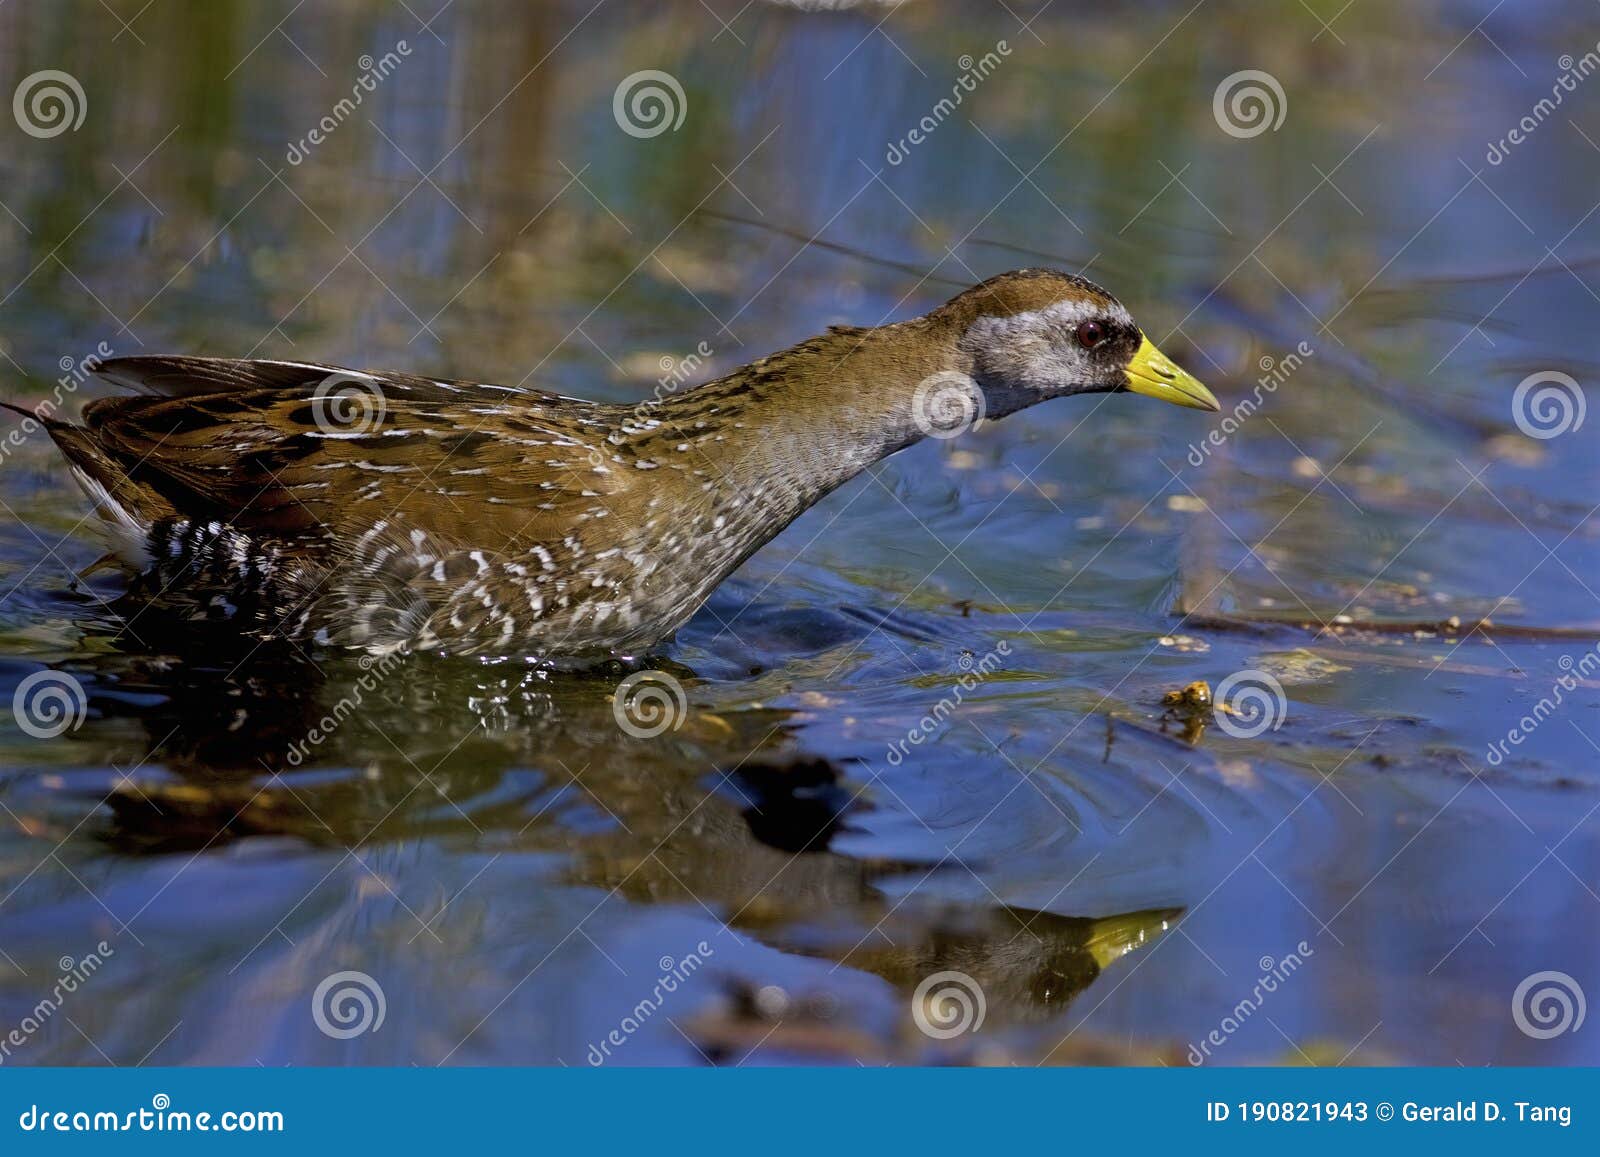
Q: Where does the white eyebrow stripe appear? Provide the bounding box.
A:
[972,298,1136,339]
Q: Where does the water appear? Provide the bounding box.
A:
[1,0,1597,1066]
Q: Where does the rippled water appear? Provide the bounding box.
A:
[1,0,1598,1066]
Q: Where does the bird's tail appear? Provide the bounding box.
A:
[2,400,164,565]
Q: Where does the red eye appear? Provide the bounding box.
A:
[1076,320,1107,349]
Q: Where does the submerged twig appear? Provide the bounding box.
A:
[1180,609,1600,643]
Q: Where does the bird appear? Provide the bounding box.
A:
[9,269,1218,659]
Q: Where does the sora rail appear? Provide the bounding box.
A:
[13,269,1218,659]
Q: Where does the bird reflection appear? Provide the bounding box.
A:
[43,617,1179,1041]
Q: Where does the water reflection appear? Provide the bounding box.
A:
[4,618,1182,1060]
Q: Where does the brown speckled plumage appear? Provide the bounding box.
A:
[14,270,1216,658]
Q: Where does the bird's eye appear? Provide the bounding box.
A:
[1075,320,1107,349]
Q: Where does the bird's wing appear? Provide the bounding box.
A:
[73,381,635,557]
[90,355,567,404]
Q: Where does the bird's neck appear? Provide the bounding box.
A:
[650,317,967,517]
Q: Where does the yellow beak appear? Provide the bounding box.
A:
[1125,334,1220,412]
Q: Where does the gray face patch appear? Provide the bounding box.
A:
[959,298,1138,403]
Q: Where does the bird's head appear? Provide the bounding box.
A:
[936,269,1219,418]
